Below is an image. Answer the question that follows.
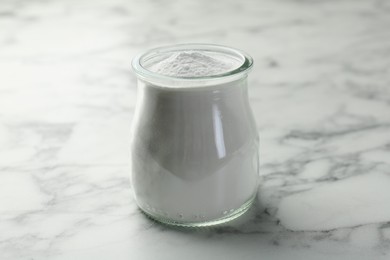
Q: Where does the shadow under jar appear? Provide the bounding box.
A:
[131,44,259,227]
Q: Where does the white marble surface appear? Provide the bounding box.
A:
[1,0,390,259]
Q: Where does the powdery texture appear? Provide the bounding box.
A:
[148,51,242,77]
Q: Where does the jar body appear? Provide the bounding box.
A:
[130,77,259,226]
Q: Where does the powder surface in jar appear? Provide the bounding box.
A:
[147,51,243,78]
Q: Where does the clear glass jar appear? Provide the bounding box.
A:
[131,44,259,227]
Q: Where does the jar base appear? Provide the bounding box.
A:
[138,195,256,228]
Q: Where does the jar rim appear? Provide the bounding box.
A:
[131,43,253,88]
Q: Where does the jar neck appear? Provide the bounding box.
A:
[137,76,249,97]
[132,44,253,88]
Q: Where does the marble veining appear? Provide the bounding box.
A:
[1,0,390,259]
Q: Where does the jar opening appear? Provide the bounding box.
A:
[132,44,253,88]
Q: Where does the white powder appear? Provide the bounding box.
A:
[131,79,259,225]
[147,51,243,77]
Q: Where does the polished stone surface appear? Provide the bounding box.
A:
[1,0,390,259]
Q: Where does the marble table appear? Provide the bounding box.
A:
[1,0,390,259]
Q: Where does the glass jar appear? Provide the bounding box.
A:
[131,44,259,227]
